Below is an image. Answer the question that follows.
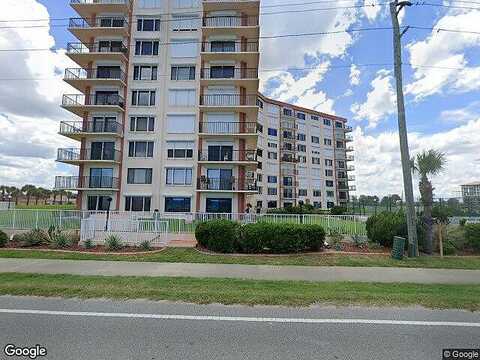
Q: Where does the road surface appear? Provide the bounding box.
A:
[0,296,478,360]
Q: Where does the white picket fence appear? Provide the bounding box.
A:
[0,202,14,210]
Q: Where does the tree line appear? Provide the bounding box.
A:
[0,185,75,206]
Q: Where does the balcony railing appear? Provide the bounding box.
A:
[59,120,123,136]
[200,94,258,106]
[71,0,132,5]
[198,149,257,162]
[345,146,354,152]
[345,125,353,132]
[197,178,258,192]
[64,68,127,82]
[201,41,259,53]
[62,94,125,108]
[203,15,259,27]
[67,42,128,55]
[200,68,258,80]
[199,122,257,134]
[69,16,128,29]
[345,134,353,142]
[55,176,119,190]
[57,148,121,162]
[347,165,355,171]
[346,155,355,161]
[348,175,356,181]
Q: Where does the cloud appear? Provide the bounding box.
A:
[406,9,480,100]
[352,119,480,198]
[440,101,480,124]
[350,69,396,128]
[349,64,361,86]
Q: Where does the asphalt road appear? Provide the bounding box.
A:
[0,296,478,360]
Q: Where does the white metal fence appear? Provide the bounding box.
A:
[0,202,15,210]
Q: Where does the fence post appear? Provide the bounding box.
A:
[59,211,63,229]
[35,210,39,229]
[12,209,16,230]
[354,216,357,235]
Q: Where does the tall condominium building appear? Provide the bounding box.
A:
[461,182,480,211]
[55,0,354,213]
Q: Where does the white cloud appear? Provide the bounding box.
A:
[0,0,77,188]
[406,9,480,100]
[440,101,480,124]
[352,119,480,198]
[349,64,361,86]
[350,69,396,128]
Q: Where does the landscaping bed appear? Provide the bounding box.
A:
[2,241,165,254]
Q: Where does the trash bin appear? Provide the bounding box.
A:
[391,236,405,260]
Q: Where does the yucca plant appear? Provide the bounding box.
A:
[105,235,123,251]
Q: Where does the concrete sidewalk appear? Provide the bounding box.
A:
[0,258,480,284]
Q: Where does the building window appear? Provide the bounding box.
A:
[125,196,151,212]
[206,198,232,213]
[326,180,334,187]
[133,65,158,80]
[87,196,111,211]
[128,141,154,158]
[257,99,264,108]
[313,190,321,197]
[283,108,293,116]
[268,188,277,195]
[127,168,153,184]
[137,18,161,31]
[257,124,263,133]
[257,149,263,158]
[166,114,196,133]
[324,138,332,146]
[171,14,200,31]
[335,121,344,128]
[325,169,334,177]
[268,128,278,137]
[298,155,307,163]
[323,119,331,126]
[283,177,293,186]
[173,0,200,9]
[168,89,196,106]
[283,189,294,199]
[327,191,335,197]
[336,141,344,148]
[338,160,346,168]
[312,157,321,165]
[257,186,263,194]
[132,90,156,106]
[257,174,263,182]
[267,152,277,160]
[171,65,196,80]
[267,176,277,183]
[165,197,191,212]
[325,159,333,167]
[297,112,305,120]
[130,116,155,132]
[297,144,306,152]
[297,133,306,141]
[311,115,319,121]
[267,201,277,208]
[170,39,198,57]
[298,189,307,197]
[166,141,194,159]
[311,136,320,144]
[166,167,193,185]
[268,142,277,148]
[135,40,159,55]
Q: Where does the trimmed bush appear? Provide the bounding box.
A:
[366,212,407,248]
[105,235,123,251]
[195,219,239,253]
[465,224,480,253]
[0,230,8,248]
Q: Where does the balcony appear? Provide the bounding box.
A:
[349,185,357,192]
[67,42,128,67]
[199,94,258,115]
[62,94,125,116]
[199,122,257,137]
[348,175,356,181]
[57,148,122,165]
[197,177,258,193]
[347,165,355,171]
[345,134,353,142]
[346,155,355,161]
[202,15,259,37]
[200,68,258,88]
[59,120,123,140]
[70,0,132,20]
[68,17,129,43]
[201,41,259,63]
[198,149,257,163]
[345,146,354,152]
[55,176,120,191]
[345,125,353,132]
[64,68,126,92]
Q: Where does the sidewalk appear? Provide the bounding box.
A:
[1,258,480,284]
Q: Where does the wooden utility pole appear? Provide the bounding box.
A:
[390,0,419,257]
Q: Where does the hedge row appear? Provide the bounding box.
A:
[195,219,326,254]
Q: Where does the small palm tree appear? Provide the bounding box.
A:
[412,149,446,254]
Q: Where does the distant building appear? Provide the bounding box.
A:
[461,182,480,210]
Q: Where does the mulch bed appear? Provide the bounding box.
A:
[3,242,165,255]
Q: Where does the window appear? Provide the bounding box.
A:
[311,115,319,121]
[297,155,307,163]
[324,138,332,146]
[170,39,198,57]
[167,141,194,159]
[325,169,334,177]
[128,141,154,158]
[257,174,263,182]
[257,149,263,157]
[268,142,277,148]
[130,116,155,132]
[257,124,263,133]
[297,112,306,120]
[327,191,335,197]
[257,201,263,209]
[268,128,277,136]
[313,190,321,197]
[257,99,264,108]
[127,168,153,184]
[312,157,321,164]
[283,130,293,139]
[298,189,307,197]
[257,186,263,194]
[325,159,333,167]
[133,65,158,80]
[166,168,192,185]
[87,196,111,211]
[267,176,277,183]
[311,136,320,144]
[90,142,115,160]
[206,198,232,213]
[125,196,151,212]
[137,18,160,31]
[336,140,344,148]
[268,152,277,160]
[171,65,196,80]
[297,144,306,152]
[132,90,156,106]
[165,197,191,212]
[297,133,306,141]
[283,189,294,199]
[283,108,293,116]
[173,0,200,9]
[335,121,344,128]
[338,160,345,168]
[166,114,195,133]
[283,177,293,186]
[135,40,159,55]
[171,15,200,31]
[268,188,277,195]
[168,89,196,106]
[209,66,235,79]
[138,0,162,8]
[326,180,334,187]
[324,119,331,126]
[267,201,277,208]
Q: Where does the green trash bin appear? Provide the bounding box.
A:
[391,236,405,260]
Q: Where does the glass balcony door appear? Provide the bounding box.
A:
[91,141,115,161]
[207,169,233,190]
[89,168,113,188]
[207,145,233,161]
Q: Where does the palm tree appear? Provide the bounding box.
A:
[412,149,446,254]
[21,185,37,206]
[10,187,21,205]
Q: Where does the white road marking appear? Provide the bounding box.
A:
[0,308,479,327]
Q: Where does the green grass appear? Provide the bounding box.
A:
[1,248,480,269]
[0,273,478,310]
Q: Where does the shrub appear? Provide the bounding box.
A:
[49,234,72,249]
[105,235,123,251]
[442,240,456,255]
[195,219,239,253]
[330,206,347,215]
[366,212,407,248]
[459,218,467,227]
[16,229,49,247]
[465,224,480,253]
[139,240,152,251]
[0,230,8,247]
[83,239,95,250]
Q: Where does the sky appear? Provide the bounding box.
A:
[0,0,479,198]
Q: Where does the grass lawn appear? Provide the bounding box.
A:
[0,273,478,310]
[1,248,480,269]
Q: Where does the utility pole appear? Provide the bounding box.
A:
[390,0,418,257]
